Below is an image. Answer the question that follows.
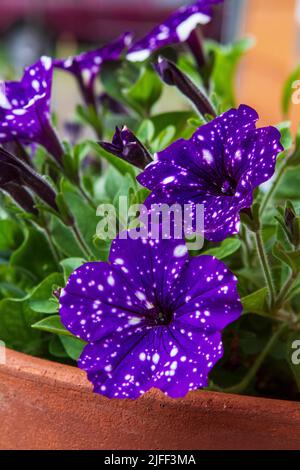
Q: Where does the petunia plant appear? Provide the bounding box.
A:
[0,0,300,401]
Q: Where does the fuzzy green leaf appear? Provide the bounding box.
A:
[32,315,71,336]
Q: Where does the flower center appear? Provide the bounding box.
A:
[148,306,173,326]
[157,310,173,325]
[221,177,236,196]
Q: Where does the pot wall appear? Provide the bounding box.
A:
[0,349,300,450]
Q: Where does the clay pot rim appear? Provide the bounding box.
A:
[2,347,300,415]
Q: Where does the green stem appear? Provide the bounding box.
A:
[71,224,93,259]
[275,271,298,309]
[255,229,276,309]
[43,225,60,265]
[78,184,97,210]
[239,225,253,268]
[210,323,288,395]
[260,163,287,215]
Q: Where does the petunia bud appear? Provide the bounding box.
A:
[0,168,39,215]
[154,56,217,119]
[98,93,129,116]
[99,126,153,170]
[0,147,58,212]
[285,203,300,248]
[3,141,33,167]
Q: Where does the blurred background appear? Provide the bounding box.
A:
[0,0,299,129]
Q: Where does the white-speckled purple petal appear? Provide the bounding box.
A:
[60,232,242,399]
[54,32,133,88]
[0,57,53,146]
[127,0,222,62]
[138,105,283,241]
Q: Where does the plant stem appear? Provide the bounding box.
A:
[71,224,93,259]
[275,271,298,309]
[239,225,253,268]
[43,225,60,265]
[255,229,276,309]
[260,163,287,215]
[78,184,97,210]
[210,323,288,395]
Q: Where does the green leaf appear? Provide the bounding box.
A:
[0,219,23,252]
[0,281,25,298]
[28,272,63,314]
[32,315,72,336]
[61,180,100,257]
[281,64,300,117]
[0,273,62,353]
[151,126,176,153]
[137,119,155,144]
[104,165,127,202]
[10,227,57,283]
[150,111,196,141]
[76,104,103,137]
[276,121,293,151]
[275,169,300,200]
[0,297,46,355]
[124,66,162,116]
[60,257,86,282]
[93,237,111,262]
[202,238,241,260]
[208,37,255,111]
[273,242,300,271]
[51,217,84,258]
[49,335,69,358]
[88,140,136,178]
[55,192,73,226]
[100,61,140,109]
[241,288,268,314]
[29,299,59,314]
[59,335,85,361]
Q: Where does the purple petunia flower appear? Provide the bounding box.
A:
[60,230,242,399]
[137,105,283,242]
[54,33,133,108]
[127,0,222,62]
[0,56,63,164]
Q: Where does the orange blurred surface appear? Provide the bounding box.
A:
[239,0,300,130]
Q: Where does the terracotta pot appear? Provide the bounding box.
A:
[0,348,300,450]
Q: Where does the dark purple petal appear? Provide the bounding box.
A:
[60,231,242,399]
[109,232,190,306]
[60,262,149,343]
[54,33,133,89]
[127,0,222,62]
[171,255,241,331]
[0,57,53,147]
[80,328,223,399]
[138,105,283,241]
